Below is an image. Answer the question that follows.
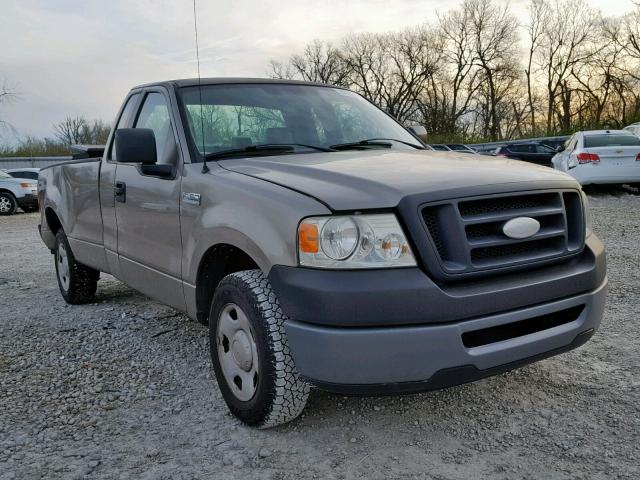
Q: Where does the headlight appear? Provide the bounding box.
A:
[581,190,592,237]
[298,214,416,268]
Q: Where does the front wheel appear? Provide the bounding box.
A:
[54,230,99,304]
[209,270,309,428]
[0,192,17,215]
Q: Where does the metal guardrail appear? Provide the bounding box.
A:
[0,156,72,169]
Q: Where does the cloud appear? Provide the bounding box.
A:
[0,0,635,143]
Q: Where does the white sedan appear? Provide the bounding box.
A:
[552,130,640,186]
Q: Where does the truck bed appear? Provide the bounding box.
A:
[39,158,104,263]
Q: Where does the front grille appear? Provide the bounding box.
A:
[458,193,553,217]
[420,190,585,276]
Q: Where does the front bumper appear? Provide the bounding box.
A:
[17,193,38,210]
[284,280,606,392]
[269,235,607,393]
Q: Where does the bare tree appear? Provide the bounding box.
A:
[53,116,89,145]
[341,28,441,123]
[537,0,600,134]
[466,0,520,140]
[53,116,110,145]
[268,39,350,86]
[429,5,480,135]
[524,0,549,134]
[0,78,19,134]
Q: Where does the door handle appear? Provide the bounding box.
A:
[114,182,126,203]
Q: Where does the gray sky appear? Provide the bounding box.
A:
[0,0,635,144]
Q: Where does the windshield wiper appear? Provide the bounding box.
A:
[205,143,333,160]
[330,138,423,150]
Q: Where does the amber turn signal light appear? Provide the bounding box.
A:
[298,222,319,253]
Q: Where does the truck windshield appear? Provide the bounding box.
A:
[178,83,423,159]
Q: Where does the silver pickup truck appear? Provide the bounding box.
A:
[38,78,607,428]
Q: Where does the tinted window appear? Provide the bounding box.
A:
[535,144,555,153]
[430,145,449,151]
[110,93,139,161]
[509,145,529,153]
[135,92,176,164]
[9,171,28,179]
[584,134,640,148]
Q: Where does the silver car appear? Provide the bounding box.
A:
[552,130,640,186]
[0,169,39,215]
[623,122,640,137]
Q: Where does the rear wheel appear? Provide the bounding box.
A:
[209,270,309,428]
[55,230,99,304]
[0,192,17,216]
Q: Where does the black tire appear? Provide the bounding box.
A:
[0,191,17,216]
[54,230,99,304]
[209,270,309,428]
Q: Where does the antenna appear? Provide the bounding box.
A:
[192,0,209,173]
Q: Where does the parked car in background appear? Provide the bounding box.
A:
[623,122,640,137]
[4,167,41,181]
[428,144,452,151]
[0,169,38,215]
[495,142,557,166]
[538,138,568,152]
[552,130,640,187]
[446,144,476,154]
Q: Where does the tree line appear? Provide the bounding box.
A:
[0,115,110,157]
[269,0,640,143]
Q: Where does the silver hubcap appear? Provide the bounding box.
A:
[217,303,259,401]
[0,197,11,213]
[57,244,70,291]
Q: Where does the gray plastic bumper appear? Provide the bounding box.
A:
[284,278,607,391]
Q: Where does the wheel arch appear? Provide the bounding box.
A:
[45,207,63,234]
[194,243,262,325]
[0,188,17,196]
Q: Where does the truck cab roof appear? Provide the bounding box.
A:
[132,77,337,91]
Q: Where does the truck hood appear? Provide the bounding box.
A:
[219,150,578,210]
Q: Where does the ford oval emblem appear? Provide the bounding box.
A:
[502,217,540,239]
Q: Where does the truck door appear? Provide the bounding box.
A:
[101,92,141,278]
[114,89,185,310]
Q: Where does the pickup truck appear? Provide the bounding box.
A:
[38,78,607,428]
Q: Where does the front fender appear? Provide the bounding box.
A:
[180,164,331,285]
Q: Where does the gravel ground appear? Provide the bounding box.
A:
[1,189,639,480]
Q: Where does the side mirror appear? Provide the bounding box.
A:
[408,125,428,142]
[555,145,565,153]
[115,128,157,164]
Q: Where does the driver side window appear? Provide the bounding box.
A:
[135,92,177,165]
[109,93,139,161]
